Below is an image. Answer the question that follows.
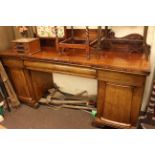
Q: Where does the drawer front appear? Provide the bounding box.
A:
[97,70,145,87]
[12,42,29,53]
[2,58,24,68]
[24,61,96,79]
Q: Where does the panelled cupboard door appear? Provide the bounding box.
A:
[7,68,31,98]
[97,80,135,128]
[6,68,37,107]
[103,83,133,124]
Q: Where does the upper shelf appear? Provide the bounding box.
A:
[36,27,150,59]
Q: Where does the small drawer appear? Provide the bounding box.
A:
[2,58,24,68]
[97,70,146,87]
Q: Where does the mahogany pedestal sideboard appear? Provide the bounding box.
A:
[0,48,150,128]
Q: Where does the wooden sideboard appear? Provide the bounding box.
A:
[0,47,150,128]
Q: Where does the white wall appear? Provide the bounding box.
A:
[141,27,155,110]
[53,74,97,95]
[53,26,155,111]
[0,27,14,51]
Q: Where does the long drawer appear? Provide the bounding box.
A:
[24,61,96,79]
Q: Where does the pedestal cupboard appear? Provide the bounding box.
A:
[95,70,146,128]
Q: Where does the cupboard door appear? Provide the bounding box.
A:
[8,68,30,98]
[96,80,136,128]
[6,68,36,107]
[103,83,133,124]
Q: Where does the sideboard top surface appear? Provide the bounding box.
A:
[0,47,150,75]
